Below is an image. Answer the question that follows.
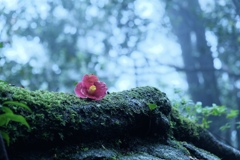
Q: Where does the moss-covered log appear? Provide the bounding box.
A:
[1,82,240,160]
[0,82,171,147]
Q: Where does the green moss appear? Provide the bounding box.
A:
[0,83,173,146]
[1,82,224,159]
[0,83,89,143]
[170,107,201,141]
[0,82,203,147]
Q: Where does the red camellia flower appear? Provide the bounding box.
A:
[75,74,107,100]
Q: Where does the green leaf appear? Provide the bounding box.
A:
[0,113,30,129]
[226,110,239,119]
[220,123,231,131]
[201,118,211,129]
[0,114,8,126]
[1,107,14,114]
[0,42,3,48]
[9,114,30,129]
[0,131,10,146]
[3,101,31,112]
[196,107,202,113]
[147,103,158,111]
[205,105,226,116]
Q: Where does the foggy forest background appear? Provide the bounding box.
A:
[1,0,240,149]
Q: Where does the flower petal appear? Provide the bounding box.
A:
[82,74,98,88]
[92,81,107,100]
[74,82,87,98]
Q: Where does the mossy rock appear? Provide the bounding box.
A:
[0,82,239,160]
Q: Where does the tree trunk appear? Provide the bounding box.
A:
[231,0,240,149]
[165,0,224,138]
[165,0,220,105]
[232,0,240,16]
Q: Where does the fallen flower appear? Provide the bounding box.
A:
[75,74,107,100]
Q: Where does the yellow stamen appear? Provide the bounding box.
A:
[88,85,96,94]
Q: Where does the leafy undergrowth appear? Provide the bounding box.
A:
[171,88,239,130]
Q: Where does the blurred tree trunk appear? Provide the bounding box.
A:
[232,0,240,15]
[164,0,225,138]
[232,0,240,149]
[165,0,220,105]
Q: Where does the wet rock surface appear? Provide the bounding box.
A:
[8,138,220,160]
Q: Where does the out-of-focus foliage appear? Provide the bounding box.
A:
[172,89,238,129]
[0,0,113,91]
[0,0,182,93]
